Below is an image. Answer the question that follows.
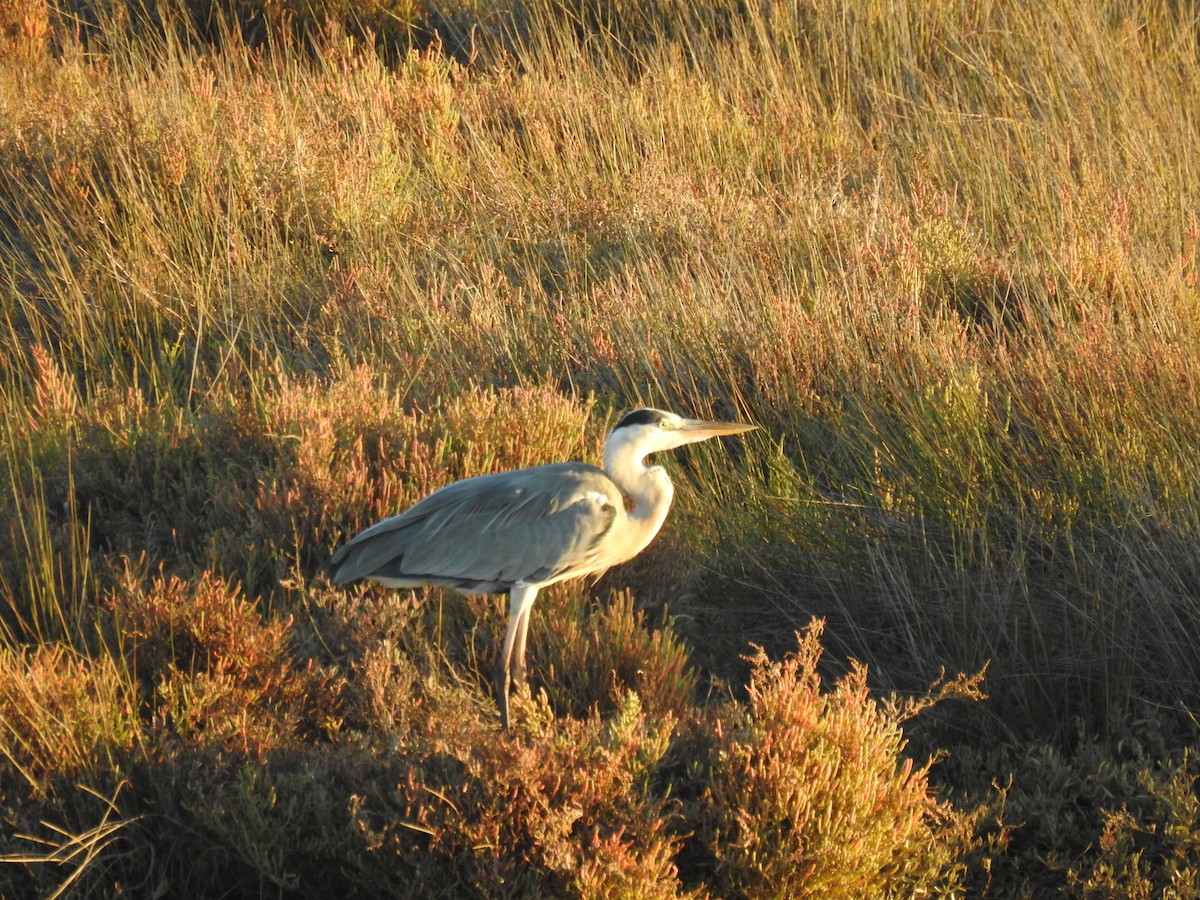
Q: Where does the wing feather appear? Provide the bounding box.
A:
[325,462,623,591]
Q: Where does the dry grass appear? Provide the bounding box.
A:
[3,0,1200,895]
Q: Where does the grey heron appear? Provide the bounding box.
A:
[323,407,756,730]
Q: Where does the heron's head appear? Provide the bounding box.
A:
[606,407,757,465]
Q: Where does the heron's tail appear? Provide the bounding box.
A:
[321,541,356,584]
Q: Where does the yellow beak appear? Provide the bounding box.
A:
[676,418,758,442]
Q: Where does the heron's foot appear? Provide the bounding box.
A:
[492,664,535,733]
[506,682,537,731]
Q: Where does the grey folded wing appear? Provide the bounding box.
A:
[324,462,622,593]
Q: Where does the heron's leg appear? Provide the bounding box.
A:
[511,603,532,688]
[495,584,539,730]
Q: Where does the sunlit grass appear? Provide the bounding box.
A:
[2,0,1200,894]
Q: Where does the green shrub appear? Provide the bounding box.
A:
[690,620,982,898]
[946,725,1200,898]
[533,587,697,723]
[0,644,138,792]
[104,566,344,753]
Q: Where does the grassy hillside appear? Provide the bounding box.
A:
[2,0,1200,895]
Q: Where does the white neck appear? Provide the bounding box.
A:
[602,429,676,561]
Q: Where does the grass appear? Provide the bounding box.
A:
[2,0,1200,895]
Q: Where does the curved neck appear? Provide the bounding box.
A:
[603,433,675,529]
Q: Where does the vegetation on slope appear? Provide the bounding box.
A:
[2,0,1200,895]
